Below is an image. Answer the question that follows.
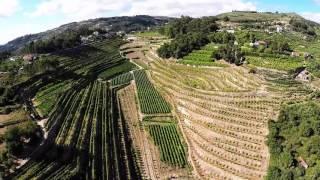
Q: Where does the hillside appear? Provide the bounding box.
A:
[1,12,320,180]
[0,15,172,53]
[216,11,320,36]
[217,11,319,25]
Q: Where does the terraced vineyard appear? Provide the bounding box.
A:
[11,80,141,179]
[6,39,143,179]
[181,43,227,67]
[4,30,314,180]
[111,72,133,87]
[141,38,310,179]
[147,123,187,168]
[134,70,171,114]
[246,55,304,71]
[33,81,72,117]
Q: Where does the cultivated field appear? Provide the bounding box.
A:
[124,34,310,179]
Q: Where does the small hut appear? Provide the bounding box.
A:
[295,69,311,82]
[298,157,308,169]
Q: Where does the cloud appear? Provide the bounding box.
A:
[30,0,256,19]
[30,0,130,21]
[0,21,65,44]
[0,0,20,17]
[314,0,320,5]
[125,0,256,17]
[301,12,320,23]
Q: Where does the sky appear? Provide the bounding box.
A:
[0,0,320,45]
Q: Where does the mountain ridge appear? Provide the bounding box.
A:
[0,15,172,53]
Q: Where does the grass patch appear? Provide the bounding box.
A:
[98,61,137,80]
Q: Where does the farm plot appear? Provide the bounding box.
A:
[7,39,143,180]
[246,55,304,71]
[181,43,227,67]
[33,81,72,117]
[148,58,291,179]
[134,70,171,114]
[111,72,133,87]
[147,123,187,168]
[10,81,142,180]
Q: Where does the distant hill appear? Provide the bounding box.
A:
[216,11,318,25]
[216,11,320,36]
[0,15,172,53]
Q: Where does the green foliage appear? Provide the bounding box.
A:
[289,18,317,36]
[215,42,244,65]
[111,72,133,86]
[134,70,171,114]
[34,81,72,117]
[267,102,320,179]
[246,56,303,71]
[21,28,95,54]
[0,59,23,72]
[208,31,235,44]
[0,51,11,61]
[98,61,136,80]
[4,121,40,155]
[147,123,187,167]
[164,16,218,38]
[23,57,59,76]
[158,33,209,59]
[157,16,218,59]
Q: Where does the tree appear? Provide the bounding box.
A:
[300,123,314,137]
[215,42,244,65]
[4,127,23,154]
[157,16,218,59]
[279,152,294,168]
[4,121,40,155]
[223,16,230,22]
[266,166,282,180]
[306,136,320,155]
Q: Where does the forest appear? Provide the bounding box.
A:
[267,102,320,179]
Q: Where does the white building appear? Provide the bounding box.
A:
[276,25,283,33]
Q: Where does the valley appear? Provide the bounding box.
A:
[0,11,320,180]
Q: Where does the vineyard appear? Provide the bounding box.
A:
[141,34,311,179]
[133,70,171,114]
[246,55,304,71]
[181,43,227,67]
[10,80,141,179]
[111,72,133,87]
[33,81,72,117]
[30,38,132,118]
[147,123,187,168]
[118,37,190,179]
[2,28,315,180]
[4,39,143,179]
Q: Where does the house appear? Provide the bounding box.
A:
[23,54,37,63]
[126,35,137,42]
[295,69,311,82]
[217,29,235,34]
[298,157,308,169]
[250,41,266,47]
[116,31,125,36]
[257,41,267,46]
[226,29,235,34]
[276,25,283,33]
[93,31,99,36]
[9,57,18,61]
[304,53,313,60]
[80,35,90,43]
[291,51,300,57]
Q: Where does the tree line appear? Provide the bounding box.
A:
[267,101,320,179]
[157,16,218,59]
[21,27,97,54]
